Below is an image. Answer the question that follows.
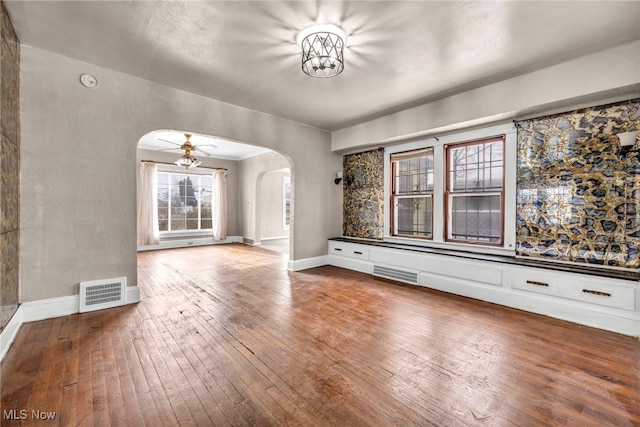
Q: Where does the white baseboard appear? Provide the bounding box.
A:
[0,286,140,361]
[287,255,328,271]
[137,236,243,251]
[127,285,140,304]
[21,294,79,323]
[0,309,22,364]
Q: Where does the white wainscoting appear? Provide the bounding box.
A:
[328,240,640,337]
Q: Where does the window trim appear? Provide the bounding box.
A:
[390,147,434,240]
[382,123,516,256]
[156,167,214,235]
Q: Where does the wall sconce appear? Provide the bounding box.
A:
[617,131,640,148]
[335,171,343,185]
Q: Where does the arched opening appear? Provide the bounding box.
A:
[135,129,294,260]
[255,167,291,255]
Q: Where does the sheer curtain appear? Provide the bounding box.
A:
[212,169,227,241]
[136,161,159,246]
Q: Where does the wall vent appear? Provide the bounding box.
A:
[79,276,127,313]
[373,265,418,284]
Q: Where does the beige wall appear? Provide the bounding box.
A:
[238,151,290,244]
[136,148,240,237]
[19,45,342,302]
[259,169,290,241]
[20,35,638,305]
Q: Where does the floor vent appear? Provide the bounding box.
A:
[373,265,418,284]
[79,276,127,313]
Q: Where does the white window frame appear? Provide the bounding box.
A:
[383,123,517,256]
[283,175,291,230]
[156,164,215,238]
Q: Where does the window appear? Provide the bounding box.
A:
[386,131,509,250]
[446,137,504,244]
[390,148,434,238]
[283,176,291,229]
[157,172,213,232]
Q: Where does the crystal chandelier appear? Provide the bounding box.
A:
[297,24,346,78]
[174,133,201,169]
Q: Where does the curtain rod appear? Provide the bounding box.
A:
[141,160,227,171]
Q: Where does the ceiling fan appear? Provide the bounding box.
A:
[158,133,218,169]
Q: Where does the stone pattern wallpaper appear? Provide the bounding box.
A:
[1,0,20,331]
[516,99,640,268]
[343,148,384,240]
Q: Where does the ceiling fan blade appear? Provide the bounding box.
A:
[158,138,182,146]
[159,148,182,152]
[194,148,212,157]
[196,144,219,149]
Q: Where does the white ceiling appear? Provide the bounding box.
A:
[138,130,272,161]
[5,1,640,132]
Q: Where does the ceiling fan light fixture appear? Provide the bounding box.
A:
[297,24,346,78]
[174,133,202,169]
[175,154,201,169]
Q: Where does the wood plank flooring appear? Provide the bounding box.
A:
[2,243,639,426]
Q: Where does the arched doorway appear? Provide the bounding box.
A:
[255,167,291,255]
[135,130,294,260]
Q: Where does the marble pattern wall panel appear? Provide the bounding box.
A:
[343,148,384,240]
[0,0,19,331]
[516,99,640,268]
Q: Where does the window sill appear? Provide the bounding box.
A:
[384,236,515,257]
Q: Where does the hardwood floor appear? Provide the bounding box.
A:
[2,243,639,426]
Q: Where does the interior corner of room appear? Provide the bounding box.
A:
[1,2,639,424]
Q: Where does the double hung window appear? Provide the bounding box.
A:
[390,148,434,239]
[388,135,505,247]
[157,172,213,232]
[445,137,504,245]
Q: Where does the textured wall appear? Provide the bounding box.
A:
[238,151,290,245]
[516,99,640,268]
[343,148,384,239]
[0,0,19,330]
[20,45,339,302]
[259,170,290,240]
